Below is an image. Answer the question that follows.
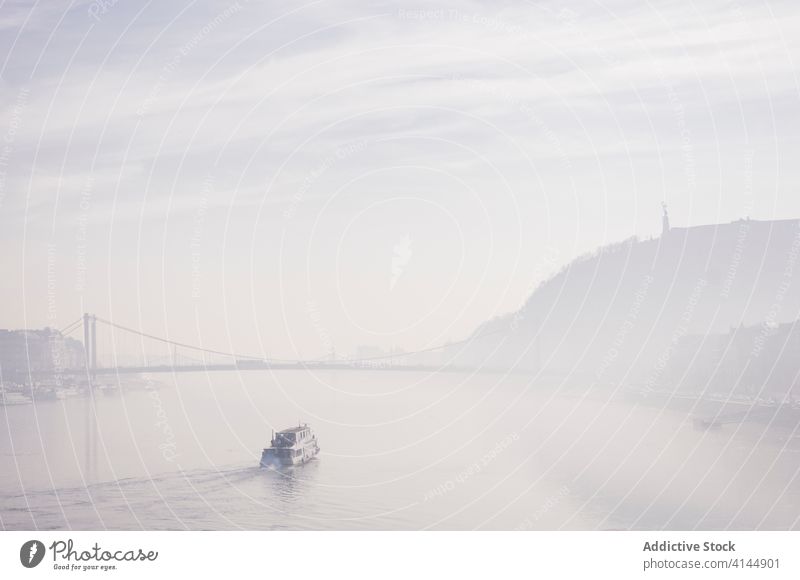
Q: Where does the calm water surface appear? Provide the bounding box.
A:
[2,371,799,530]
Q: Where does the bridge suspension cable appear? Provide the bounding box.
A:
[59,318,83,336]
[88,315,510,366]
[94,316,266,362]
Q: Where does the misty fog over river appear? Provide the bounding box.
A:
[2,370,798,530]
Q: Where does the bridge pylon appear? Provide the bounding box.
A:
[83,313,97,385]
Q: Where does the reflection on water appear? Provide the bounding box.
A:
[83,393,98,486]
[262,462,318,503]
[1,371,799,530]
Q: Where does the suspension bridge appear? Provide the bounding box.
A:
[42,313,488,381]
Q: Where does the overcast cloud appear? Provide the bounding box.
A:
[1,0,799,358]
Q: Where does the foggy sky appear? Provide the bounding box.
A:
[1,0,799,358]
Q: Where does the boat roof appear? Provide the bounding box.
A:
[276,425,309,434]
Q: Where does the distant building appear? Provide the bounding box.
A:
[355,345,385,360]
[663,321,800,399]
[0,328,84,379]
[352,345,414,368]
[661,202,670,235]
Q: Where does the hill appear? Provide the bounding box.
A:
[443,218,800,386]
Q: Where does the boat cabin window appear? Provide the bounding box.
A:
[278,432,296,444]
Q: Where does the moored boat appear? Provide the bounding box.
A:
[1,391,32,405]
[55,386,80,399]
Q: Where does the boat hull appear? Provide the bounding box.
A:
[260,444,319,468]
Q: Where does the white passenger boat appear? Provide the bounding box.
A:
[260,424,320,467]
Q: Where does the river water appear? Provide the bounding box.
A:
[2,370,799,530]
